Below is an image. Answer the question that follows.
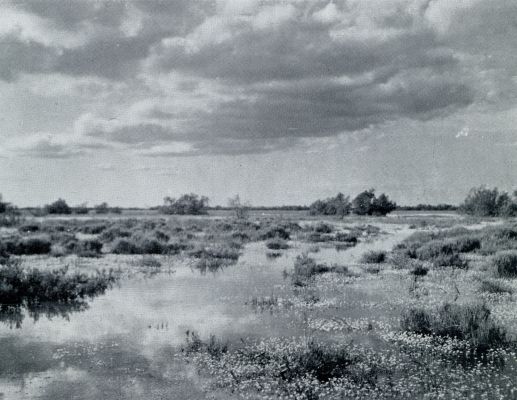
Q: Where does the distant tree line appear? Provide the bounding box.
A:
[309,189,397,217]
[459,186,517,217]
[398,204,457,211]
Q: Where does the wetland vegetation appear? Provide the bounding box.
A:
[0,189,516,399]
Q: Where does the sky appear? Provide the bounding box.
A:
[0,0,516,207]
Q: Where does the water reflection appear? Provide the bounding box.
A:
[0,300,91,329]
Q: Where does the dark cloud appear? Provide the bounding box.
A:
[1,0,515,157]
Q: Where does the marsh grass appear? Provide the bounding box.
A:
[401,303,507,351]
[181,335,385,398]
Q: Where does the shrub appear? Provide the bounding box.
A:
[161,194,209,215]
[401,303,507,351]
[266,238,289,250]
[415,240,468,268]
[0,236,52,255]
[460,186,517,217]
[352,189,396,216]
[360,250,386,264]
[94,202,110,214]
[309,193,351,217]
[260,226,290,240]
[292,254,330,284]
[492,251,517,278]
[45,199,72,214]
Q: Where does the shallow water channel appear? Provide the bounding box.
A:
[0,225,412,399]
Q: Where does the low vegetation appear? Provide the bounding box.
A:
[0,261,116,304]
[401,303,507,351]
[309,189,397,217]
[460,186,517,217]
[360,250,386,264]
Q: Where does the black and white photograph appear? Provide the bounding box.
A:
[0,0,517,398]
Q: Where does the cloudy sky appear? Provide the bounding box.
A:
[0,0,516,207]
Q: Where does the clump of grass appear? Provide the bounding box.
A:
[291,254,331,286]
[478,278,513,294]
[492,251,517,278]
[360,250,386,264]
[401,303,507,351]
[265,238,289,250]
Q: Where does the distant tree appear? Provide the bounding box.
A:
[74,203,89,214]
[45,199,72,215]
[351,189,396,216]
[161,193,209,215]
[351,189,376,215]
[309,193,351,217]
[460,186,517,217]
[371,193,397,216]
[228,194,251,219]
[94,202,110,214]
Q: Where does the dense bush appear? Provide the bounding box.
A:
[352,189,397,216]
[0,236,52,255]
[401,303,507,351]
[161,194,209,215]
[492,251,517,278]
[309,193,351,217]
[45,199,72,215]
[460,186,517,217]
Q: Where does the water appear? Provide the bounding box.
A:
[0,225,412,399]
